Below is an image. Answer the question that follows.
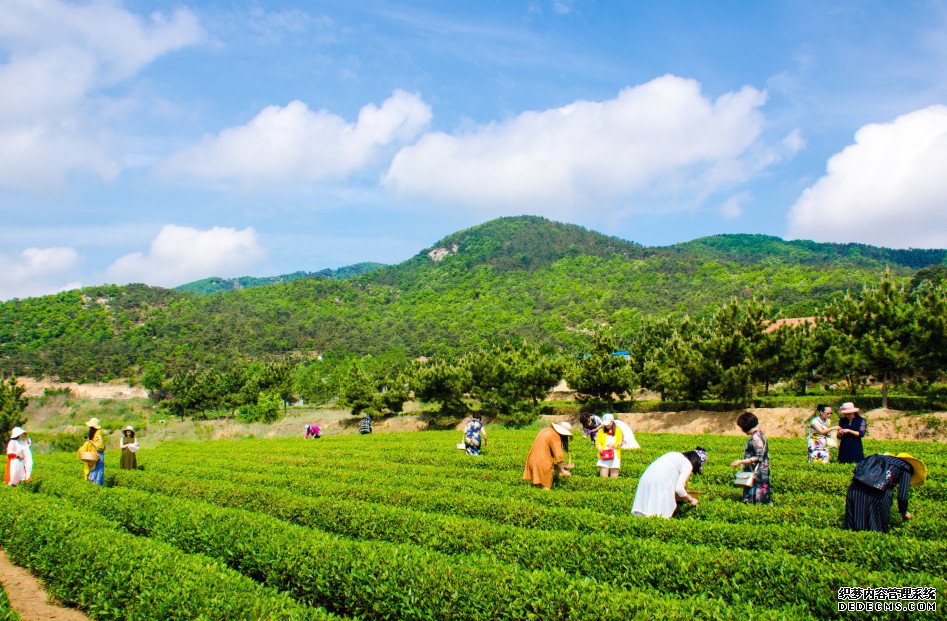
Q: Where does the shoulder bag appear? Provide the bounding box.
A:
[733,438,767,487]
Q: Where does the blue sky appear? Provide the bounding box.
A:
[2,0,947,299]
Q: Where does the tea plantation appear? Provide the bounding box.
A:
[2,429,944,620]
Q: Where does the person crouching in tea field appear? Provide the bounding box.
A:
[82,418,106,486]
[632,447,706,517]
[5,427,31,486]
[462,412,487,455]
[731,412,772,505]
[844,452,927,533]
[807,404,838,463]
[837,402,867,464]
[579,412,602,444]
[305,424,322,439]
[595,413,623,478]
[522,422,573,489]
[119,426,138,470]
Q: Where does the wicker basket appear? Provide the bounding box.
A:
[78,451,99,463]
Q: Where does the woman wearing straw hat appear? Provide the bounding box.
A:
[837,402,867,464]
[119,426,138,470]
[522,421,574,489]
[632,447,706,518]
[844,452,927,533]
[83,418,106,485]
[4,427,30,486]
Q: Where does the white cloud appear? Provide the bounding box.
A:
[788,105,947,248]
[106,225,265,287]
[159,90,432,186]
[719,192,752,220]
[0,246,81,300]
[0,0,204,190]
[382,75,770,217]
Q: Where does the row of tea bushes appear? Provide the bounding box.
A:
[86,452,947,574]
[31,475,804,621]
[0,487,334,621]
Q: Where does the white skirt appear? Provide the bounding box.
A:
[597,456,621,469]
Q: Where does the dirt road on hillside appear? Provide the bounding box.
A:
[17,378,147,400]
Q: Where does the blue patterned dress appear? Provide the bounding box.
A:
[742,430,772,505]
[463,419,485,455]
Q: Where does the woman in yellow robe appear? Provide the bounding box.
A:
[82,418,105,485]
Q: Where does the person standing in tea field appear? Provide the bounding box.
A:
[119,426,138,470]
[595,413,623,478]
[522,422,573,489]
[837,402,867,464]
[4,427,30,486]
[807,404,838,463]
[632,447,706,517]
[844,452,927,533]
[82,418,106,486]
[462,412,487,455]
[358,415,372,434]
[731,412,772,505]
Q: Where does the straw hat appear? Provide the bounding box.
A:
[839,402,860,414]
[10,427,26,439]
[85,417,102,429]
[552,421,573,436]
[885,452,928,488]
[123,425,135,432]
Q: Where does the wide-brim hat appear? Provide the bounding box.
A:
[10,427,26,439]
[601,413,615,425]
[839,402,860,414]
[123,425,135,432]
[85,417,102,429]
[885,452,928,488]
[552,421,573,436]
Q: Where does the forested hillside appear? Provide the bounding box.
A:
[0,216,944,381]
[176,262,387,295]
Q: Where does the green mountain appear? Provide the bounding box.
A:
[1,216,944,381]
[176,263,387,295]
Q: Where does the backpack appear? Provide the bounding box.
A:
[852,454,895,491]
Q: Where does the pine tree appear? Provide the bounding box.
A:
[565,329,634,409]
[0,375,28,442]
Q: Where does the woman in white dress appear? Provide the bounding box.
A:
[632,447,707,518]
[4,427,29,486]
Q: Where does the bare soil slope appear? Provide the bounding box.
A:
[544,408,947,441]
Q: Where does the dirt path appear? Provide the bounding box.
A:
[0,550,90,621]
